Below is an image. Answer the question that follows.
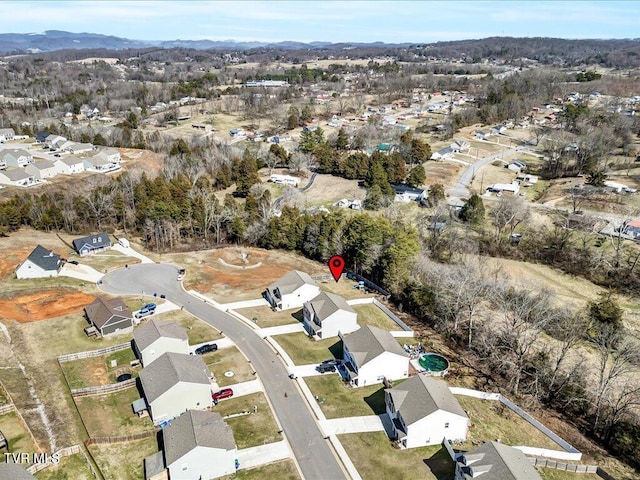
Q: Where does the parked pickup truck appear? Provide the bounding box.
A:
[135,303,157,319]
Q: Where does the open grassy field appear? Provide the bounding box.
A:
[0,412,39,462]
[352,304,400,330]
[455,395,562,451]
[71,250,140,273]
[304,375,387,419]
[74,387,153,438]
[213,392,281,449]
[35,452,95,480]
[60,348,138,389]
[318,277,378,301]
[234,306,302,327]
[339,432,454,480]
[275,332,342,365]
[424,161,463,190]
[220,460,300,480]
[300,173,365,207]
[89,436,158,480]
[203,346,255,386]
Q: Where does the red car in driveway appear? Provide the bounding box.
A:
[212,388,234,402]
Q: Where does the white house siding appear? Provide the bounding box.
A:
[168,445,237,480]
[355,352,409,387]
[321,311,359,339]
[150,383,213,425]
[279,284,320,310]
[25,164,57,180]
[140,338,190,366]
[15,259,57,279]
[55,160,85,175]
[405,411,468,448]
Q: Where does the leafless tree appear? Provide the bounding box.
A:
[491,196,530,245]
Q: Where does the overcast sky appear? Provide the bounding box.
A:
[2,1,639,43]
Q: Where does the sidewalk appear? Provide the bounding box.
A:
[220,298,269,310]
[236,440,291,470]
[320,415,385,435]
[259,323,305,336]
[59,263,103,283]
[111,243,154,264]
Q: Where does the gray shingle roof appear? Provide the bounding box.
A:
[59,155,84,166]
[386,376,467,426]
[0,462,37,479]
[343,325,408,367]
[268,270,317,295]
[139,352,210,403]
[134,319,188,352]
[1,168,33,181]
[84,297,132,329]
[25,244,60,272]
[163,410,235,467]
[30,159,55,170]
[305,291,355,321]
[460,441,541,480]
[143,451,165,479]
[72,232,111,253]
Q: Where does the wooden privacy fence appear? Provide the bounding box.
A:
[85,429,157,445]
[26,445,82,475]
[0,403,15,415]
[71,378,137,398]
[58,342,131,362]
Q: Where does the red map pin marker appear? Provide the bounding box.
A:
[328,255,345,282]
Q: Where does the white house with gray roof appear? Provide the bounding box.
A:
[455,441,542,480]
[15,244,61,279]
[385,376,468,448]
[0,167,37,187]
[340,325,409,387]
[264,270,320,310]
[26,159,57,180]
[0,128,15,143]
[144,410,236,480]
[303,291,358,339]
[134,319,189,366]
[83,154,120,173]
[0,148,33,167]
[139,352,213,425]
[96,147,121,163]
[55,155,85,175]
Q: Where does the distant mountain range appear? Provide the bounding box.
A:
[0,30,411,54]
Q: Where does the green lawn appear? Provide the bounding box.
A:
[204,346,255,386]
[74,250,140,273]
[234,306,302,327]
[339,432,454,480]
[456,396,562,451]
[0,412,38,463]
[304,375,387,419]
[537,468,600,480]
[352,304,400,330]
[213,393,281,449]
[89,436,158,480]
[275,332,342,365]
[61,348,138,389]
[35,453,95,480]
[220,460,300,480]
[171,311,222,345]
[74,387,153,438]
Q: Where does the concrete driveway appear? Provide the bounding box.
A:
[99,263,347,480]
[59,263,103,283]
[319,415,386,435]
[221,298,269,309]
[236,440,291,470]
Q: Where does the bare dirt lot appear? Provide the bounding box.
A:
[0,289,95,323]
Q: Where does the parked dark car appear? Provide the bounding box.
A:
[320,359,340,367]
[316,363,336,373]
[212,388,234,402]
[194,343,218,355]
[68,260,79,265]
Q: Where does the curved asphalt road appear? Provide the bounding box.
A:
[100,263,346,480]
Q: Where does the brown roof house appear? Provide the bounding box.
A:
[84,297,133,337]
[144,410,237,480]
[133,319,189,366]
[139,352,213,426]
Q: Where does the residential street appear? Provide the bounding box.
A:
[100,263,347,480]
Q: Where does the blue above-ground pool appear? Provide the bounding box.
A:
[418,353,449,374]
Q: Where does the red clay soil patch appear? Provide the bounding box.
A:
[0,249,31,280]
[0,290,95,322]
